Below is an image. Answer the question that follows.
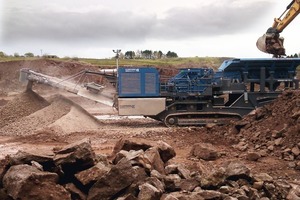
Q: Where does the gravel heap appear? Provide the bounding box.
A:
[0,92,101,136]
[0,90,49,128]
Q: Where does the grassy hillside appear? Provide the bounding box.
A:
[77,57,229,69]
[0,56,230,70]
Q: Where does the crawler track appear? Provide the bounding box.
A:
[164,112,242,127]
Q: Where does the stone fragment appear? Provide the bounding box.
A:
[272,130,282,139]
[160,194,179,200]
[275,180,291,198]
[75,162,110,186]
[295,161,300,170]
[292,111,300,119]
[190,143,219,161]
[165,164,191,179]
[225,161,251,181]
[0,156,10,186]
[201,167,226,188]
[233,142,248,152]
[194,189,224,199]
[235,121,249,131]
[110,138,153,159]
[145,177,165,193]
[206,123,216,129]
[253,173,273,182]
[113,150,144,164]
[156,141,176,163]
[287,182,300,199]
[259,149,268,157]
[164,174,181,191]
[274,138,283,146]
[268,145,274,151]
[87,158,136,200]
[144,147,165,174]
[3,164,70,200]
[219,186,231,194]
[246,152,261,161]
[9,150,53,167]
[255,108,266,120]
[111,139,176,164]
[54,139,96,172]
[132,166,148,185]
[179,178,200,191]
[31,160,44,171]
[138,183,162,200]
[253,181,264,190]
[116,194,138,200]
[65,183,86,200]
[177,165,191,179]
[150,169,164,181]
[165,164,178,175]
[288,162,296,168]
[292,146,300,156]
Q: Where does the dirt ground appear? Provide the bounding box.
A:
[1,59,300,184]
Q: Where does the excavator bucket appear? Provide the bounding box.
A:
[256,34,268,53]
[256,34,286,57]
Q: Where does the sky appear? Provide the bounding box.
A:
[1,0,300,59]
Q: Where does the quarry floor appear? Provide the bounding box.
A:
[0,59,300,184]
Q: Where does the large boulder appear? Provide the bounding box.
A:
[8,150,54,170]
[138,183,162,200]
[156,141,176,163]
[225,161,251,181]
[75,162,110,186]
[189,143,219,161]
[3,164,70,200]
[87,158,136,200]
[0,156,10,187]
[144,147,166,174]
[110,138,153,159]
[201,167,226,188]
[111,139,176,163]
[54,139,96,173]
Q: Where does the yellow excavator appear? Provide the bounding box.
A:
[257,0,300,57]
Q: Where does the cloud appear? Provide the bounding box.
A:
[3,8,155,45]
[2,0,274,46]
[152,0,273,39]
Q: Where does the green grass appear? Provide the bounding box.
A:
[0,57,37,62]
[81,57,228,66]
[0,56,233,71]
[76,57,230,70]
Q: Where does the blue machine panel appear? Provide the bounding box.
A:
[218,58,300,80]
[118,67,160,97]
[165,68,214,94]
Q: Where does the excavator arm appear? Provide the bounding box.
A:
[257,0,300,57]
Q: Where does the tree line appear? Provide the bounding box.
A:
[123,50,178,59]
[0,51,35,58]
[0,50,179,59]
[286,53,299,58]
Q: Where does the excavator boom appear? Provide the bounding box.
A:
[257,0,300,57]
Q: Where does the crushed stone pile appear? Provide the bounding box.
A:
[0,92,101,136]
[0,90,49,128]
[241,90,300,147]
[45,98,101,135]
[217,90,300,169]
